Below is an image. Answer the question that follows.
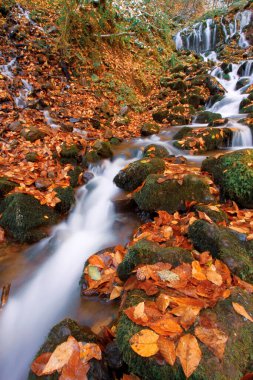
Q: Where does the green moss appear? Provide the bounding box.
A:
[202,149,253,208]
[152,109,169,123]
[133,174,213,213]
[194,204,228,224]
[0,193,58,243]
[60,143,79,159]
[189,220,253,282]
[55,186,75,214]
[0,177,17,198]
[117,239,193,281]
[195,111,222,124]
[143,144,170,159]
[173,127,193,140]
[114,158,165,192]
[116,289,253,380]
[25,152,39,162]
[141,123,160,136]
[68,166,82,187]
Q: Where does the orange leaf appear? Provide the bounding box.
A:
[176,334,202,378]
[158,336,176,366]
[206,265,223,286]
[130,329,159,357]
[79,343,102,364]
[233,276,253,293]
[31,353,52,376]
[195,326,228,360]
[232,302,253,323]
[192,261,207,281]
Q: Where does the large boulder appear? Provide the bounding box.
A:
[55,186,75,214]
[189,219,253,282]
[114,158,165,192]
[195,111,222,124]
[143,144,170,159]
[116,288,253,380]
[117,239,193,281]
[133,174,213,213]
[0,177,17,198]
[202,149,253,208]
[28,318,111,380]
[0,193,58,243]
[83,141,113,165]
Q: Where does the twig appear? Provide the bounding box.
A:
[0,284,11,308]
[95,32,136,38]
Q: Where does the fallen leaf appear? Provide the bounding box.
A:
[192,261,207,281]
[79,343,102,363]
[195,326,228,360]
[130,329,159,357]
[232,302,253,323]
[31,353,52,376]
[176,334,201,378]
[206,265,223,286]
[88,266,101,281]
[157,336,176,366]
[156,293,171,313]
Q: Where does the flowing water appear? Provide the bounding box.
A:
[0,4,253,380]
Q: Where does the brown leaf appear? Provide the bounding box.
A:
[195,326,228,360]
[232,302,253,323]
[59,352,90,380]
[170,305,201,330]
[233,276,253,293]
[130,329,159,357]
[149,314,183,336]
[192,261,207,281]
[157,336,176,366]
[176,334,202,378]
[156,293,171,313]
[79,343,102,364]
[31,353,52,376]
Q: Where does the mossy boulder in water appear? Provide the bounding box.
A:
[0,177,18,198]
[83,140,113,165]
[141,123,160,136]
[173,127,193,140]
[116,288,253,380]
[55,186,75,214]
[117,239,193,281]
[133,174,213,213]
[189,219,253,282]
[143,144,170,159]
[202,149,253,208]
[0,193,58,243]
[195,111,222,124]
[114,158,165,192]
[28,318,111,380]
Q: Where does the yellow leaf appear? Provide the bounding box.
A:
[176,334,202,378]
[130,329,159,357]
[232,302,253,322]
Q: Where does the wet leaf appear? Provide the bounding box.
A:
[88,266,101,281]
[176,334,202,378]
[59,351,90,380]
[31,353,52,376]
[79,343,102,363]
[192,261,207,281]
[232,302,253,323]
[130,329,159,357]
[206,265,223,286]
[195,326,228,360]
[157,336,176,366]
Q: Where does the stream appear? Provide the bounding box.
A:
[0,5,253,380]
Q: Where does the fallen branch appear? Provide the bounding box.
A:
[95,32,136,38]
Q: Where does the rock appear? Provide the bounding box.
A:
[83,141,113,165]
[35,179,51,191]
[28,318,111,380]
[173,127,193,140]
[221,62,233,74]
[117,239,193,281]
[143,144,170,159]
[114,158,165,192]
[241,105,253,114]
[206,76,225,95]
[208,118,228,127]
[60,123,74,132]
[55,186,75,214]
[104,341,123,370]
[8,120,22,132]
[90,117,101,129]
[173,127,232,153]
[187,93,206,108]
[193,204,228,224]
[189,220,253,282]
[201,149,253,208]
[195,111,222,124]
[168,79,187,93]
[134,173,213,213]
[114,116,130,127]
[104,127,113,139]
[112,193,135,213]
[120,105,129,116]
[0,177,17,198]
[60,143,81,164]
[68,166,82,187]
[167,112,190,126]
[152,109,169,123]
[69,117,81,123]
[83,171,95,184]
[110,137,122,145]
[236,78,250,91]
[141,123,160,136]
[0,193,58,243]
[21,127,46,142]
[116,287,253,380]
[25,152,39,162]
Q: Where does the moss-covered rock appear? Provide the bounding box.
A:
[152,109,169,123]
[21,127,46,142]
[83,141,113,165]
[28,318,111,380]
[60,143,79,159]
[193,204,228,224]
[25,152,39,162]
[133,174,213,213]
[0,177,18,198]
[189,219,253,282]
[141,123,160,136]
[173,128,232,153]
[55,186,75,214]
[0,193,58,243]
[173,127,193,140]
[116,288,253,380]
[201,149,253,208]
[68,166,82,187]
[114,158,165,192]
[168,79,187,93]
[195,111,222,124]
[117,239,193,281]
[143,144,170,159]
